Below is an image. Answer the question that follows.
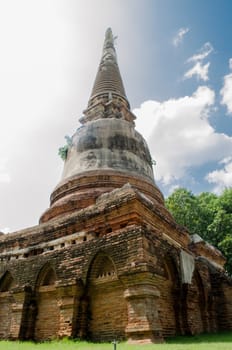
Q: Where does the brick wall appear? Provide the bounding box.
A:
[0,187,232,342]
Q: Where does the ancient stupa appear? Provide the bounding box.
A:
[0,28,232,343]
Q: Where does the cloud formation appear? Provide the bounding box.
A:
[184,42,213,81]
[0,227,10,234]
[0,158,10,184]
[187,42,213,62]
[220,58,232,114]
[229,58,232,70]
[206,157,232,193]
[134,86,232,187]
[184,62,210,81]
[173,27,189,47]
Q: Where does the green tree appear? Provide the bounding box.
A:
[207,209,232,247]
[165,188,201,235]
[218,188,232,214]
[219,235,232,275]
[196,192,219,242]
[165,187,232,275]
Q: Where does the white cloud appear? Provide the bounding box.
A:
[0,158,10,184]
[0,174,11,183]
[206,157,232,193]
[220,58,232,114]
[134,86,232,186]
[173,27,189,47]
[168,184,181,194]
[229,58,232,70]
[184,42,213,81]
[184,61,210,81]
[187,42,213,62]
[0,228,10,234]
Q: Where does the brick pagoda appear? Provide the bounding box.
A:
[0,28,232,343]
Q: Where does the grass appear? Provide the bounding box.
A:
[0,333,232,350]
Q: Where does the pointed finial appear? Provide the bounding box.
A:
[104,28,117,49]
[87,28,127,102]
[105,28,114,46]
[80,27,132,125]
[101,27,117,64]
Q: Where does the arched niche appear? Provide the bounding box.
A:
[36,265,57,288]
[34,264,59,341]
[85,252,127,341]
[88,253,117,281]
[0,271,15,338]
[158,256,181,337]
[0,271,15,292]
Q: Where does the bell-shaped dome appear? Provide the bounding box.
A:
[62,118,154,182]
[40,29,164,223]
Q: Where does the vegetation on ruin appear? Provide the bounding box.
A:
[58,144,69,160]
[58,135,72,160]
[165,187,232,275]
[0,332,232,350]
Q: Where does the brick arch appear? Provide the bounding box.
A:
[0,271,15,292]
[83,251,127,341]
[87,252,117,281]
[0,271,15,338]
[158,256,181,337]
[34,263,59,341]
[35,263,57,289]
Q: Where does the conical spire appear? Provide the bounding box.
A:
[90,28,127,100]
[80,28,134,124]
[40,28,164,223]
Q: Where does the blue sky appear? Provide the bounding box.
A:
[132,0,232,195]
[0,0,232,232]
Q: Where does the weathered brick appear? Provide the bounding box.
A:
[1,28,232,344]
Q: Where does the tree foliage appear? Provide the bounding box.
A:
[165,187,232,275]
[165,188,200,234]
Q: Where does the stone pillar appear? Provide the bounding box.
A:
[220,283,232,330]
[57,282,84,338]
[75,296,89,339]
[124,284,163,343]
[9,291,26,339]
